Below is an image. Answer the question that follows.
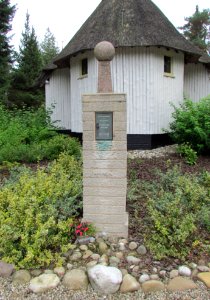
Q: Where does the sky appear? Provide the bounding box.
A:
[10,0,210,51]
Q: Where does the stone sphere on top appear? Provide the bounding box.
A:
[94,41,115,61]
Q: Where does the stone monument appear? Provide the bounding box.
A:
[82,41,128,237]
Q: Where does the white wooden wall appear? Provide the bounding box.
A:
[69,47,184,134]
[45,68,71,129]
[70,52,97,132]
[184,63,210,102]
[112,47,184,134]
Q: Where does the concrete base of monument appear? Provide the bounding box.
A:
[82,212,129,238]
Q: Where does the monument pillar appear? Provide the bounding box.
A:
[82,41,128,237]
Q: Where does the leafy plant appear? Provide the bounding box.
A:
[0,153,82,269]
[168,97,210,154]
[0,105,81,163]
[143,167,209,259]
[177,143,198,165]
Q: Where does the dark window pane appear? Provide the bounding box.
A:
[164,56,171,73]
[81,58,88,75]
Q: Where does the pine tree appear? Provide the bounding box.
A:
[40,28,59,67]
[179,6,210,52]
[9,13,44,107]
[0,0,15,104]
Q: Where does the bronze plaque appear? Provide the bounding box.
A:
[95,112,113,140]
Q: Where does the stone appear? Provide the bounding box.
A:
[83,250,93,259]
[53,267,65,277]
[120,274,140,293]
[132,266,140,273]
[150,274,159,280]
[99,254,109,264]
[118,243,126,251]
[189,262,197,270]
[128,242,138,250]
[67,263,73,270]
[152,267,158,273]
[167,276,197,291]
[44,269,54,274]
[191,269,198,278]
[70,252,82,261]
[29,274,60,293]
[197,272,210,288]
[139,274,150,283]
[88,265,122,295]
[115,252,124,260]
[0,261,15,278]
[12,270,31,284]
[94,41,115,61]
[170,269,179,279]
[77,237,92,245]
[197,266,210,272]
[159,270,167,278]
[62,269,88,290]
[31,270,42,277]
[98,241,108,254]
[178,266,191,277]
[109,256,120,266]
[86,261,98,268]
[137,245,147,255]
[126,256,141,265]
[80,245,88,251]
[142,280,165,293]
[91,253,100,261]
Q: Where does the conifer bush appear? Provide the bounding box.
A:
[0,153,82,269]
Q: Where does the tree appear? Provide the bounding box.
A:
[0,0,15,104]
[179,6,210,52]
[40,28,59,67]
[9,13,44,107]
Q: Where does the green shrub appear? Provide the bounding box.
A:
[177,143,198,165]
[0,153,82,269]
[0,105,81,163]
[144,167,209,259]
[168,97,210,154]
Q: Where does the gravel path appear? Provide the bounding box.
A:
[0,277,209,300]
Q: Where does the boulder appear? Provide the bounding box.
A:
[62,269,88,290]
[29,274,60,293]
[120,274,140,293]
[0,261,15,278]
[197,272,210,288]
[12,270,31,284]
[167,276,197,291]
[142,280,165,293]
[88,265,122,294]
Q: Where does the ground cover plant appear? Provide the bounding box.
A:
[0,105,81,163]
[127,154,210,263]
[0,152,82,269]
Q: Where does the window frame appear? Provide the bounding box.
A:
[164,55,174,78]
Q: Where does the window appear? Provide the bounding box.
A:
[164,56,172,74]
[81,58,88,76]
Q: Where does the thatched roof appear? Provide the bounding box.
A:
[54,0,202,66]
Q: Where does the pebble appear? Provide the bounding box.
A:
[137,245,147,255]
[178,266,191,277]
[0,235,209,299]
[139,274,150,283]
[128,242,138,250]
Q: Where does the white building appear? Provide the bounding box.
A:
[42,0,210,149]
